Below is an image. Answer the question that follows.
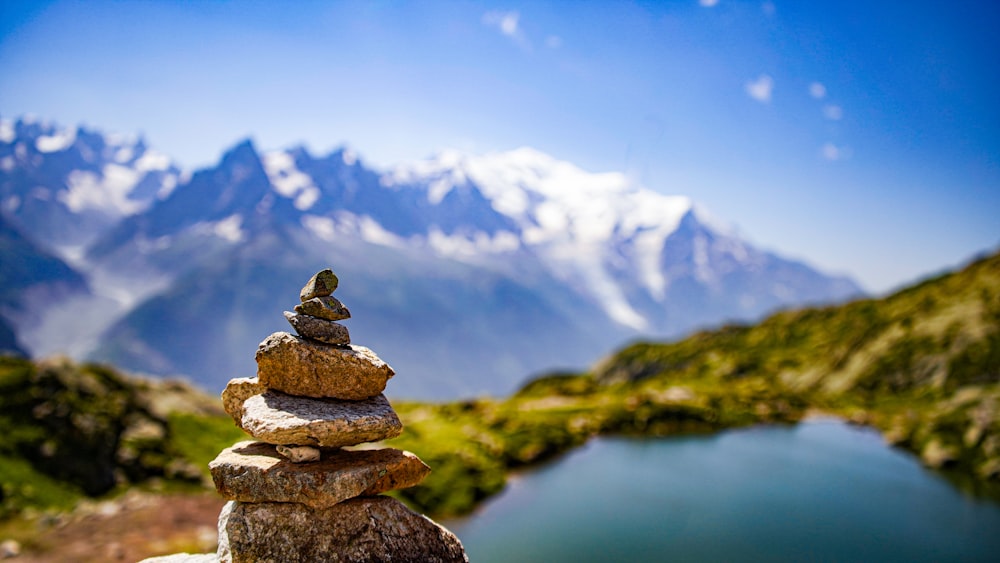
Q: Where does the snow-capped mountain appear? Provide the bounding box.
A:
[0,118,862,398]
[0,116,182,254]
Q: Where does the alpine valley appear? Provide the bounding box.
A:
[0,116,861,398]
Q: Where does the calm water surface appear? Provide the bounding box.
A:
[446,419,1000,562]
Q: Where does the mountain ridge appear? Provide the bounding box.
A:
[1,116,862,398]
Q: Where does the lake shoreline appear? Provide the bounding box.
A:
[446,419,1000,562]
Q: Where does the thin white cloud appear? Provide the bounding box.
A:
[821,143,850,161]
[482,10,531,51]
[745,74,774,103]
[699,0,719,7]
[546,35,563,49]
[762,1,776,16]
[823,104,843,120]
[809,82,827,99]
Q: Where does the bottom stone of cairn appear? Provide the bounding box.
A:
[218,496,468,563]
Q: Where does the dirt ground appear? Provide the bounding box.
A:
[3,491,224,562]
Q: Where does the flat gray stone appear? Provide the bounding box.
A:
[294,296,351,321]
[256,332,393,400]
[238,391,402,448]
[210,441,430,508]
[300,269,339,301]
[283,311,350,345]
[217,497,468,563]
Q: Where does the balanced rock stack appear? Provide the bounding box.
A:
[208,269,467,562]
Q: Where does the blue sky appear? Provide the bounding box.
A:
[1,0,997,293]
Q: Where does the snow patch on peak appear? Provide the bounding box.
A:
[262,150,319,211]
[0,119,14,143]
[294,187,320,211]
[390,146,704,317]
[103,131,138,147]
[427,228,521,259]
[102,164,141,205]
[393,146,686,238]
[386,149,463,181]
[359,216,404,248]
[157,175,178,200]
[135,150,171,172]
[548,251,650,330]
[59,165,144,215]
[301,212,404,249]
[114,146,134,163]
[36,127,77,153]
[212,214,244,243]
[466,146,630,200]
[302,214,337,242]
[384,150,471,204]
[427,177,459,205]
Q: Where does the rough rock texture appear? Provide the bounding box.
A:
[139,554,219,563]
[300,269,340,301]
[276,444,321,463]
[210,441,430,508]
[256,333,393,400]
[238,391,402,447]
[294,296,351,321]
[221,377,266,425]
[283,311,350,345]
[217,497,468,563]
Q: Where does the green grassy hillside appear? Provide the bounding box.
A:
[386,251,1000,515]
[591,251,1000,474]
[0,357,245,518]
[2,251,997,521]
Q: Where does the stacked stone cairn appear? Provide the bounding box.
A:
[208,269,468,562]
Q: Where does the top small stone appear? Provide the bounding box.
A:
[300,269,339,302]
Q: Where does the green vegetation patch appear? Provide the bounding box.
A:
[387,253,1000,516]
[4,252,999,522]
[0,356,236,519]
[0,456,83,519]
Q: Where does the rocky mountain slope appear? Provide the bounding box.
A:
[0,116,861,398]
[0,116,181,251]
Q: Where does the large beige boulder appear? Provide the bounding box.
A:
[256,332,393,400]
[217,497,468,563]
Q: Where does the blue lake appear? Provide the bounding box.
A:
[446,419,1000,562]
